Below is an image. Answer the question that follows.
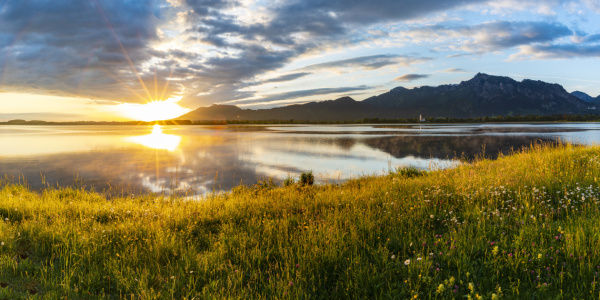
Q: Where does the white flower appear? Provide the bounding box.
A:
[1,242,4,246]
[430,215,434,218]
[404,259,410,266]
[390,255,396,259]
[417,257,422,261]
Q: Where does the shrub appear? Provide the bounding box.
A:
[396,166,426,178]
[299,171,314,186]
[283,175,296,187]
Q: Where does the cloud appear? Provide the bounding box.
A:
[582,0,600,13]
[509,44,600,60]
[439,68,467,73]
[1,0,592,113]
[0,0,163,103]
[398,21,572,54]
[302,54,433,71]
[0,112,85,121]
[224,86,373,106]
[175,0,489,107]
[261,73,312,84]
[394,74,430,82]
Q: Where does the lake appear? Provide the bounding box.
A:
[1,123,599,197]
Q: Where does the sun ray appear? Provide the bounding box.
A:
[102,69,148,103]
[154,68,158,101]
[159,68,176,102]
[93,0,153,102]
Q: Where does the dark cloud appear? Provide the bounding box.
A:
[261,73,312,84]
[394,74,430,82]
[267,0,491,39]
[0,0,163,103]
[582,34,600,43]
[469,21,572,48]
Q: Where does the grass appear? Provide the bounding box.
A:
[1,143,600,299]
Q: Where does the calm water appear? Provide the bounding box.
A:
[1,123,599,196]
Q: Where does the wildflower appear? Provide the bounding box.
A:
[538,254,542,259]
[404,259,410,266]
[430,215,434,218]
[3,218,7,221]
[436,283,446,294]
[0,242,3,246]
[417,257,422,261]
[391,255,396,259]
[492,246,499,256]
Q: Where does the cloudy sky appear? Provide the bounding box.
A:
[1,0,600,121]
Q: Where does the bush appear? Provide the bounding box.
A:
[396,166,427,178]
[283,175,296,187]
[299,171,314,186]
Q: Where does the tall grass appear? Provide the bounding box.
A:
[1,143,600,299]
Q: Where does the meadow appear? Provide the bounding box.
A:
[1,143,600,299]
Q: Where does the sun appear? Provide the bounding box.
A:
[115,96,191,122]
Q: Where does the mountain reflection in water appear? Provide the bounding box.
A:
[0,123,599,197]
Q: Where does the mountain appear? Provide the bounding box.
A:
[571,91,595,102]
[177,73,598,121]
[178,97,379,121]
[363,73,595,118]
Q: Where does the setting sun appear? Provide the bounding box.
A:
[115,97,191,122]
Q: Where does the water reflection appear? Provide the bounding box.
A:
[126,125,181,151]
[1,123,599,196]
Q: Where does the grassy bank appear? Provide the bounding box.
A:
[1,144,600,299]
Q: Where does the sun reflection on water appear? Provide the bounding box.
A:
[126,125,181,151]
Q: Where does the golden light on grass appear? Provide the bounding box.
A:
[116,96,190,122]
[126,124,181,151]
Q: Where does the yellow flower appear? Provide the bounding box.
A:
[492,246,499,256]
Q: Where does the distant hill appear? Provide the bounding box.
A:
[571,91,595,102]
[176,73,598,121]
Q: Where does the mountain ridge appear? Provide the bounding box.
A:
[176,73,598,121]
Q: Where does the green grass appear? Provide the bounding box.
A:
[1,143,600,299]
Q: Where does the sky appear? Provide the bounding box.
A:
[1,0,600,121]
